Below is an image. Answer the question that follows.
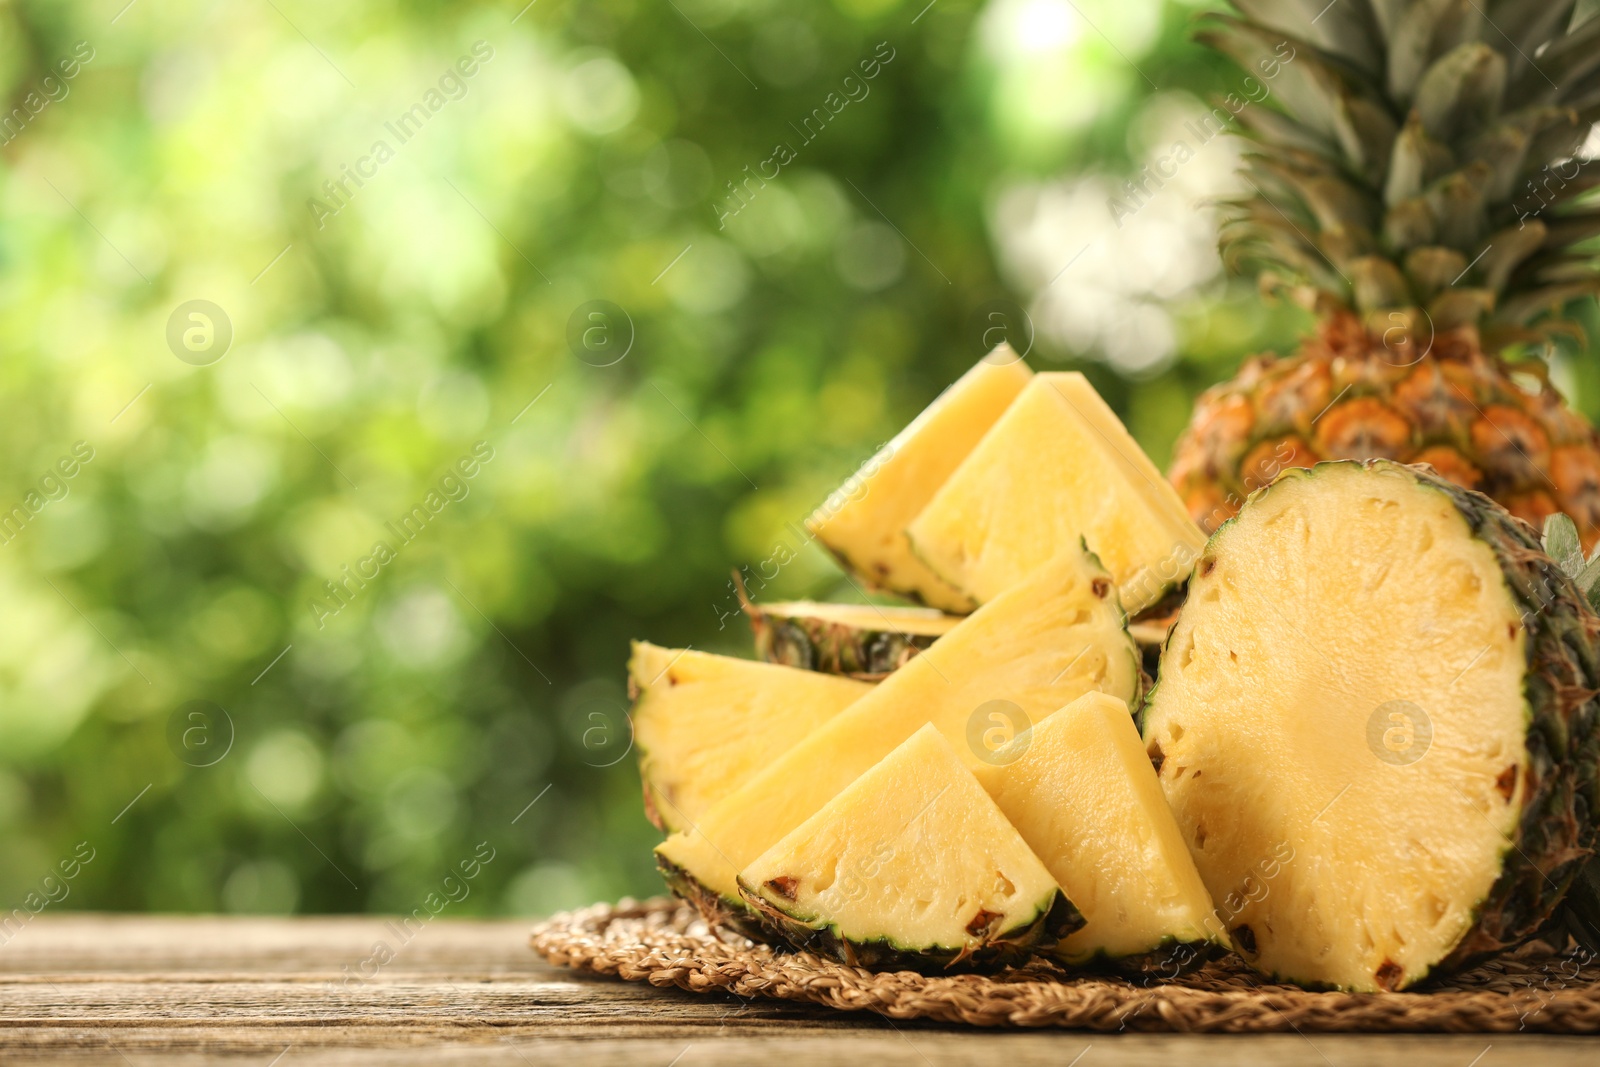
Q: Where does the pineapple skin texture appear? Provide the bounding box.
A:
[1421,464,1600,974]
[740,884,1080,975]
[745,607,941,680]
[1169,314,1600,551]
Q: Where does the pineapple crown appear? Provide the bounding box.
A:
[1202,1,1600,346]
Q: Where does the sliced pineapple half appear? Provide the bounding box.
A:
[807,350,1032,613]
[1143,461,1600,991]
[630,643,872,833]
[740,724,1081,973]
[906,372,1205,615]
[742,598,959,680]
[975,692,1220,973]
[656,542,1141,928]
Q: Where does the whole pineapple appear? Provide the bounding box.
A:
[1169,0,1600,547]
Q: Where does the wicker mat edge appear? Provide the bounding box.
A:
[529,897,1600,1033]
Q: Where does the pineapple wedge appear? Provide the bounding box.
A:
[1143,461,1600,991]
[807,350,1032,613]
[656,542,1140,928]
[742,599,958,679]
[740,724,1081,973]
[907,372,1205,615]
[975,692,1220,973]
[630,643,872,833]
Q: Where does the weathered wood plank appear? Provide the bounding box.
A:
[2,1029,1597,1067]
[0,916,1591,1065]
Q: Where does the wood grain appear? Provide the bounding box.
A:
[0,916,1591,1065]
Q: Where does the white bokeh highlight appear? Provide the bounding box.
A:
[992,93,1246,375]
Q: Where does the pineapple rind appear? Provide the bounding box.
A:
[742,599,956,680]
[656,856,772,942]
[1413,465,1600,973]
[1168,319,1600,549]
[738,884,1078,975]
[1061,934,1224,979]
[674,834,1208,976]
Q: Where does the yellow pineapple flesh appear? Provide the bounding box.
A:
[739,724,1079,973]
[807,349,1032,612]
[975,692,1220,971]
[907,373,1205,614]
[655,542,1141,916]
[1144,461,1600,990]
[630,643,872,833]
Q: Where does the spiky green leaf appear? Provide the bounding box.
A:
[1233,103,1337,155]
[1333,93,1399,182]
[1477,221,1550,292]
[1541,211,1600,250]
[1386,0,1459,102]
[1197,18,1366,143]
[1414,43,1507,141]
[1383,196,1438,250]
[1543,513,1584,576]
[1492,0,1578,85]
[1404,246,1468,299]
[1508,9,1600,105]
[1578,556,1600,607]
[1228,0,1382,75]
[1424,164,1492,248]
[1496,280,1600,323]
[1254,158,1378,232]
[1351,255,1410,310]
[1386,112,1454,206]
[1429,286,1497,328]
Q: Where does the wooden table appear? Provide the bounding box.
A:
[0,916,1592,1065]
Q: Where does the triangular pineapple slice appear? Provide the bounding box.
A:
[807,350,1032,613]
[906,372,1205,615]
[740,724,1081,973]
[742,598,959,679]
[655,542,1141,927]
[975,692,1221,972]
[630,643,873,833]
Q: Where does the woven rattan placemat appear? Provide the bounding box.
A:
[530,897,1600,1033]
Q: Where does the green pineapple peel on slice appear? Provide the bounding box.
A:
[629,643,873,834]
[739,724,1081,973]
[1539,512,1600,953]
[1142,461,1600,991]
[742,598,959,679]
[907,372,1206,615]
[655,542,1140,928]
[975,691,1221,972]
[807,350,1033,613]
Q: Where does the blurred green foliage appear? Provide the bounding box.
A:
[1,0,1594,919]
